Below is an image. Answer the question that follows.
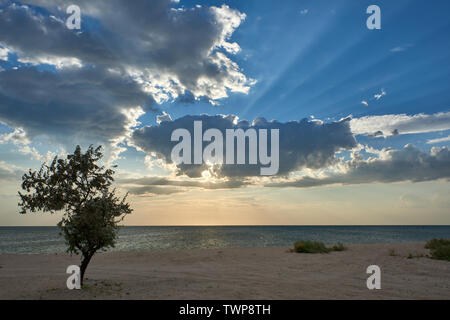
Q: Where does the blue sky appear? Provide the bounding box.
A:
[167,0,450,118]
[0,0,449,225]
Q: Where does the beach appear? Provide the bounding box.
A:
[0,242,449,300]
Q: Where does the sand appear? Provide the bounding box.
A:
[0,242,449,299]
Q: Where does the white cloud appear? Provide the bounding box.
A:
[0,160,23,181]
[300,9,308,15]
[0,46,9,61]
[374,88,386,100]
[361,100,368,107]
[156,111,172,124]
[267,144,450,188]
[0,127,30,145]
[390,47,406,52]
[0,1,257,165]
[390,44,412,53]
[350,112,450,137]
[17,55,83,69]
[1,1,255,108]
[427,135,450,144]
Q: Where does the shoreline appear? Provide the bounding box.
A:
[1,242,449,300]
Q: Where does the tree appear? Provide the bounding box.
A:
[18,145,132,285]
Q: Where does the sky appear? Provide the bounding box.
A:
[0,0,449,226]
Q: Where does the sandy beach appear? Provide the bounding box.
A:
[0,242,449,300]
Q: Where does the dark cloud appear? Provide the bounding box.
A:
[0,2,114,66]
[1,0,252,102]
[119,176,249,189]
[120,144,450,196]
[130,114,356,177]
[127,185,184,196]
[0,0,252,157]
[0,66,154,143]
[266,144,450,188]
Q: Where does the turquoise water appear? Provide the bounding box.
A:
[0,226,449,254]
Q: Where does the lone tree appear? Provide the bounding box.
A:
[18,145,132,285]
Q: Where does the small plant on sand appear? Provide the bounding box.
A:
[292,240,347,254]
[407,252,426,259]
[425,238,450,261]
[294,240,329,253]
[388,248,398,256]
[331,243,346,251]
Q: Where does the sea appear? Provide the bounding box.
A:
[0,226,449,254]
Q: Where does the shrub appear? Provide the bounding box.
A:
[294,240,329,253]
[331,243,346,251]
[292,240,347,254]
[425,238,450,250]
[425,238,450,261]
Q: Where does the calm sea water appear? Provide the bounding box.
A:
[0,226,449,254]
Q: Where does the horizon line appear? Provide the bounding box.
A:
[1,224,450,227]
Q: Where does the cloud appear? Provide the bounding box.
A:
[0,0,254,161]
[156,111,173,124]
[0,46,9,61]
[1,1,254,103]
[0,160,23,181]
[359,88,386,107]
[123,143,450,195]
[427,135,450,144]
[300,9,308,15]
[350,112,450,137]
[127,185,184,196]
[400,193,429,208]
[0,67,152,146]
[126,112,450,195]
[0,127,30,145]
[130,114,356,178]
[374,88,386,100]
[266,144,450,188]
[390,47,406,52]
[120,175,249,196]
[390,44,412,53]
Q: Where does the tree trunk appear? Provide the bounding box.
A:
[80,252,94,287]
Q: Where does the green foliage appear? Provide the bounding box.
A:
[425,238,450,250]
[18,145,132,283]
[425,238,450,261]
[57,192,131,256]
[331,243,346,251]
[294,240,329,253]
[292,240,348,254]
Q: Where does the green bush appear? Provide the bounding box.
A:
[294,240,329,253]
[292,240,347,254]
[331,243,346,251]
[425,238,450,250]
[425,238,450,261]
